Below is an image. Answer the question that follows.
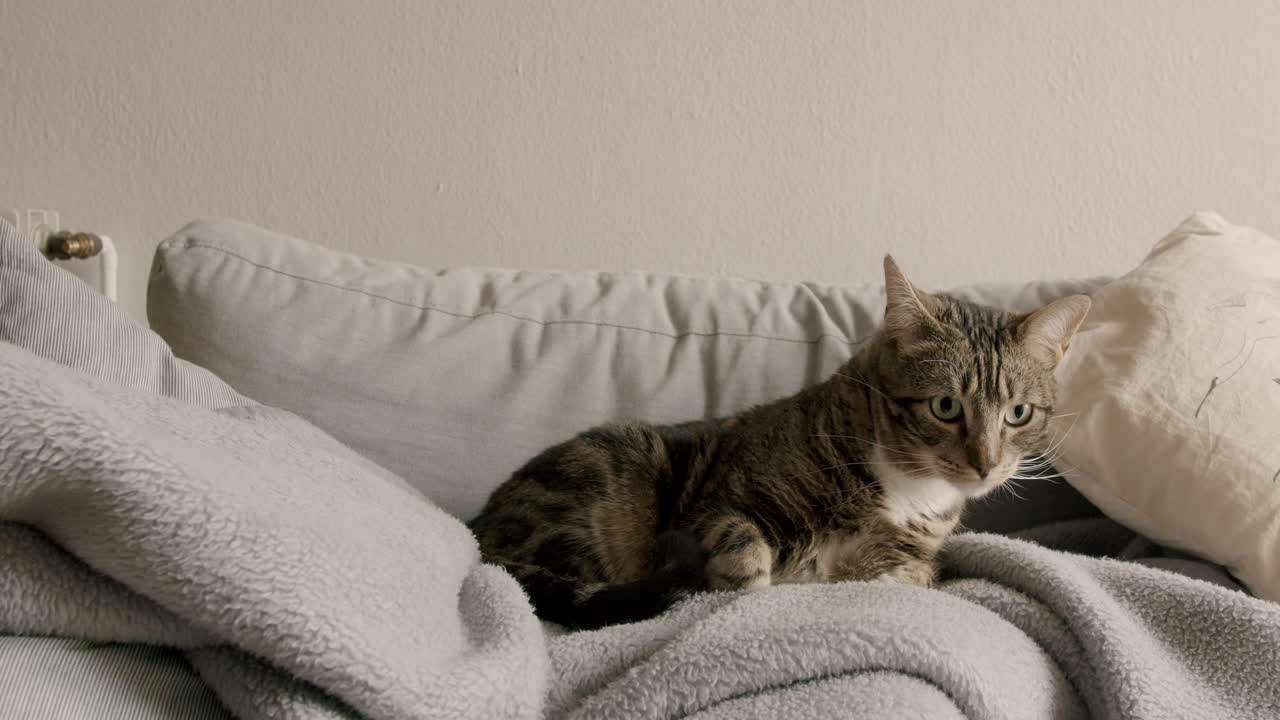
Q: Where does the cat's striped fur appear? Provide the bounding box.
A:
[470,257,1090,629]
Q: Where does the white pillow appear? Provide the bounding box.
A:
[1058,212,1280,600]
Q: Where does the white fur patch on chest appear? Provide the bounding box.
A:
[873,449,964,527]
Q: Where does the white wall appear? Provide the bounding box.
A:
[3,1,1278,320]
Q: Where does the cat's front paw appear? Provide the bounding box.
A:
[707,547,773,591]
[874,560,937,588]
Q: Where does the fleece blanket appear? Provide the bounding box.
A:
[0,341,547,720]
[3,341,1280,719]
[549,518,1280,719]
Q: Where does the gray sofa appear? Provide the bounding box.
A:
[2,216,1276,719]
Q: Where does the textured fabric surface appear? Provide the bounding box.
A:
[0,217,250,407]
[0,637,231,720]
[0,342,547,719]
[0,215,241,717]
[1,217,544,718]
[1057,212,1280,600]
[148,217,1107,528]
[5,214,1279,718]
[5,346,1278,720]
[545,518,1280,719]
[685,673,966,720]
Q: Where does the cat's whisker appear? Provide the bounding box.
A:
[812,460,924,468]
[807,457,941,501]
[818,480,883,515]
[1024,449,1070,475]
[1041,415,1080,456]
[802,452,937,488]
[832,372,895,405]
[1013,468,1076,482]
[1016,422,1078,480]
[778,455,924,483]
[900,463,939,475]
[1028,461,1069,478]
[778,464,857,482]
[1032,449,1064,471]
[1007,466,1078,482]
[1017,460,1058,474]
[1001,482,1029,501]
[809,433,920,458]
[1039,440,1070,463]
[1011,463,1058,475]
[1018,472,1063,483]
[811,484,874,498]
[1016,426,1083,483]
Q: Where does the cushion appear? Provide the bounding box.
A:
[1057,211,1280,601]
[0,638,230,720]
[148,217,1105,527]
[0,217,249,409]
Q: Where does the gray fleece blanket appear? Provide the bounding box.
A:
[0,341,546,719]
[3,341,1280,719]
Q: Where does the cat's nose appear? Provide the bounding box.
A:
[966,431,1000,480]
[970,459,998,480]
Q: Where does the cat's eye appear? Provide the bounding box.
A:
[929,396,963,422]
[1005,403,1034,426]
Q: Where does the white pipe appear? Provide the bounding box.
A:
[98,235,118,302]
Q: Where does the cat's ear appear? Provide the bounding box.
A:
[1018,295,1092,365]
[883,254,938,334]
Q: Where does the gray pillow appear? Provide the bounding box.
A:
[149,217,1106,531]
[0,217,249,408]
[0,638,230,720]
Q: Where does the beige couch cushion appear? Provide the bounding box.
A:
[1057,212,1280,600]
[148,218,1102,522]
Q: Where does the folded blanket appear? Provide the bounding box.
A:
[3,338,1280,719]
[0,341,546,719]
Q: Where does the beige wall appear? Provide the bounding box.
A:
[3,1,1279,320]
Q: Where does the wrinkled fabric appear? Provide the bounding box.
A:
[544,519,1280,719]
[0,343,546,720]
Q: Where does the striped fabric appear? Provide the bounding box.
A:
[0,217,252,408]
[1,217,247,717]
[0,637,231,720]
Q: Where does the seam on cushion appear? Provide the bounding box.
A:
[167,239,868,347]
[165,223,883,294]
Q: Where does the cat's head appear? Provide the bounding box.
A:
[868,255,1090,498]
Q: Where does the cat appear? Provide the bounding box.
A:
[469,256,1090,630]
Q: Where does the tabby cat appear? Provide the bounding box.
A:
[470,257,1090,630]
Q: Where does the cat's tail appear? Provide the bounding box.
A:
[504,529,708,631]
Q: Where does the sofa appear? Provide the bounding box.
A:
[1,215,1277,719]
